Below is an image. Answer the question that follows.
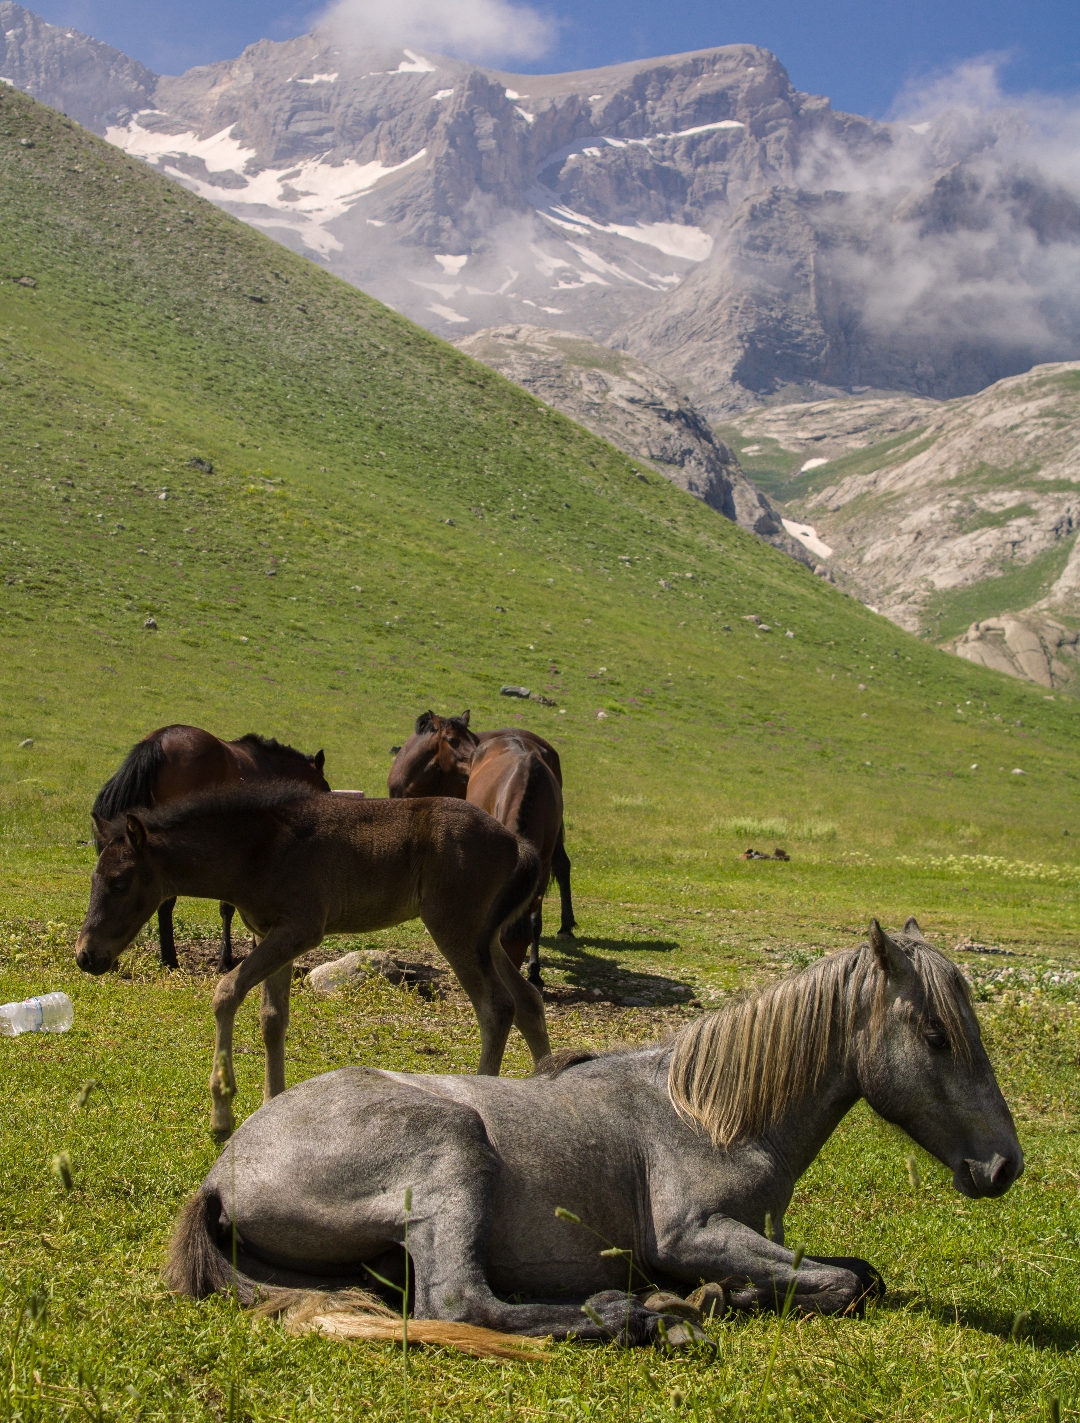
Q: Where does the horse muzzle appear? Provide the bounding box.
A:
[955,1150,1023,1198]
[74,934,116,975]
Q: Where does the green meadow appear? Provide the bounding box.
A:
[1,84,1079,1419]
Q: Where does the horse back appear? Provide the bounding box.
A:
[478,729,562,788]
[287,793,522,932]
[154,725,240,802]
[467,745,562,867]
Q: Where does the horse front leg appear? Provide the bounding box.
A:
[218,902,235,973]
[552,834,576,938]
[656,1216,882,1317]
[158,897,179,970]
[375,1083,693,1348]
[209,921,322,1141]
[259,963,292,1102]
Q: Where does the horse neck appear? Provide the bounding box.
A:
[671,964,868,1186]
[152,809,251,900]
[757,1050,862,1187]
[436,736,475,789]
[245,743,314,784]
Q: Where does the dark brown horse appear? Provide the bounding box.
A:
[388,711,576,985]
[92,725,330,971]
[76,784,550,1138]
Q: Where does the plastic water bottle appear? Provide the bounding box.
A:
[0,992,74,1036]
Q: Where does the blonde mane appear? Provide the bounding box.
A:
[667,937,974,1148]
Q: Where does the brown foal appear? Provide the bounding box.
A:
[76,784,550,1139]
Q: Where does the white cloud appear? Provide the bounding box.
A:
[887,55,1012,121]
[777,57,1080,384]
[320,0,556,63]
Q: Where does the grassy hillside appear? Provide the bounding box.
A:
[2,85,1080,1420]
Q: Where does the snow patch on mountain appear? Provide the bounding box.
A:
[535,198,712,263]
[781,519,833,560]
[104,114,427,257]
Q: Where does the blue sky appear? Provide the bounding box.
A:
[35,0,1080,117]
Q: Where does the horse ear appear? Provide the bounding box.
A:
[91,811,108,847]
[125,813,148,852]
[314,750,325,771]
[869,919,910,977]
[415,710,435,735]
[460,710,470,727]
[903,916,928,942]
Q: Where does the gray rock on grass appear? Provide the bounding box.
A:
[307,950,446,998]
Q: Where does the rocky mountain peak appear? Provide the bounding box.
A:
[0,1,154,129]
[3,4,1078,417]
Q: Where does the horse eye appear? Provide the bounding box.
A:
[924,1027,950,1051]
[110,877,131,895]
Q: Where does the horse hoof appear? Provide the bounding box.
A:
[211,1121,234,1144]
[654,1318,715,1353]
[527,971,544,989]
[556,929,576,941]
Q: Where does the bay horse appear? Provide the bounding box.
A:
[164,919,1021,1346]
[92,725,329,971]
[389,711,576,985]
[75,784,550,1139]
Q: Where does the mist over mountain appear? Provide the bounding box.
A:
[2,2,1079,415]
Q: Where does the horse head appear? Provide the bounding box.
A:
[388,710,478,798]
[856,918,1023,1198]
[75,812,164,974]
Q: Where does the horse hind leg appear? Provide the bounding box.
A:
[218,902,235,972]
[401,1109,659,1345]
[158,897,179,971]
[526,904,544,988]
[552,836,577,938]
[492,939,550,1067]
[422,908,516,1076]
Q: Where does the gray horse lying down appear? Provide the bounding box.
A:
[167,920,1022,1347]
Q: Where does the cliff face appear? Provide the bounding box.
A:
[724,364,1080,688]
[0,2,155,130]
[5,4,1078,413]
[457,325,810,561]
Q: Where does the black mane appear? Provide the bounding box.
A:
[236,732,317,764]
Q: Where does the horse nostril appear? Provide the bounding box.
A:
[990,1154,1015,1189]
[967,1152,1018,1195]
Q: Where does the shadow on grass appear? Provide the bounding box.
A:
[883,1291,1080,1352]
[552,935,680,956]
[540,935,696,1006]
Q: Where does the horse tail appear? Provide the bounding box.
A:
[92,734,167,833]
[163,1185,259,1304]
[513,753,547,839]
[481,834,542,954]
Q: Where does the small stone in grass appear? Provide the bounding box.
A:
[18,738,33,748]
[144,616,157,630]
